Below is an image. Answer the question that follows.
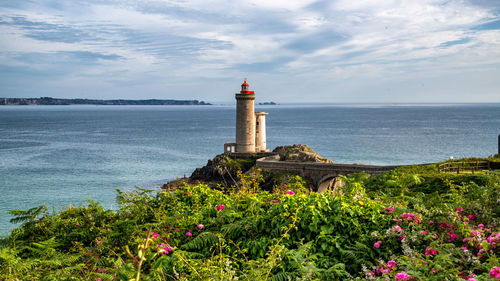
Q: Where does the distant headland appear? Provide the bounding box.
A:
[0,97,211,106]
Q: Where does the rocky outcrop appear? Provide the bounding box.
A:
[190,154,233,182]
[272,144,333,163]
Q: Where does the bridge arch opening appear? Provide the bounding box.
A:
[317,174,344,193]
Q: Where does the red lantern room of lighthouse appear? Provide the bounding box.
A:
[240,80,254,94]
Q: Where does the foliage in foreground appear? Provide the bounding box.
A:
[0,168,499,280]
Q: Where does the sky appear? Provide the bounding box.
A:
[0,0,499,103]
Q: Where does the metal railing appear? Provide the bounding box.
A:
[438,160,490,174]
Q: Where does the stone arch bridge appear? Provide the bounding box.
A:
[255,156,404,192]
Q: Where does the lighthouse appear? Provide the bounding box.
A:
[224,80,269,154]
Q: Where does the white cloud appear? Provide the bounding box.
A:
[0,0,499,101]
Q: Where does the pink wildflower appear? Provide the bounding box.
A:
[490,266,500,279]
[393,225,403,233]
[425,246,437,256]
[477,248,485,258]
[395,271,412,281]
[157,243,172,255]
[431,268,439,274]
[449,232,459,242]
[383,268,390,274]
[468,214,476,220]
[477,224,484,230]
[97,278,101,281]
[186,232,192,236]
[420,230,428,235]
[271,199,279,203]
[150,232,160,239]
[383,206,394,214]
[216,204,225,211]
[428,220,434,224]
[174,228,179,231]
[439,222,449,229]
[457,207,464,213]
[470,230,480,237]
[198,224,204,229]
[399,234,407,241]
[467,278,477,281]
[387,260,397,269]
[286,190,295,195]
[373,241,382,248]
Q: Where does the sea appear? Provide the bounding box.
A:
[1,103,499,236]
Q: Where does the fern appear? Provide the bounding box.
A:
[222,221,247,240]
[181,232,219,251]
[270,271,291,281]
[8,205,47,224]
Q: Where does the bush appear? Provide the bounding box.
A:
[1,169,498,280]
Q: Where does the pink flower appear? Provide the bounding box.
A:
[457,207,464,212]
[97,278,101,281]
[387,260,397,269]
[373,241,382,248]
[425,246,437,256]
[467,278,477,281]
[174,228,179,231]
[477,224,484,230]
[431,268,439,274]
[157,243,173,255]
[449,232,459,242]
[216,204,225,211]
[198,224,204,229]
[186,232,192,236]
[428,220,434,224]
[271,199,279,203]
[382,268,390,274]
[468,214,476,220]
[490,266,500,279]
[150,232,160,239]
[383,206,394,214]
[393,225,403,233]
[439,222,449,229]
[395,271,412,281]
[286,190,295,195]
[420,230,428,235]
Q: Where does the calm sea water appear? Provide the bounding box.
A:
[1,104,499,235]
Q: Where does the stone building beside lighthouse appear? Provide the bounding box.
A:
[224,80,269,154]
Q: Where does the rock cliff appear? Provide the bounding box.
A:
[272,144,333,163]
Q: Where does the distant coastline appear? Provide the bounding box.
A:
[0,97,211,106]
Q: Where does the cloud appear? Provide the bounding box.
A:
[0,0,499,102]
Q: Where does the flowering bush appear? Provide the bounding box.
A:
[0,165,498,280]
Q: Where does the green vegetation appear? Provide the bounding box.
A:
[1,165,499,280]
